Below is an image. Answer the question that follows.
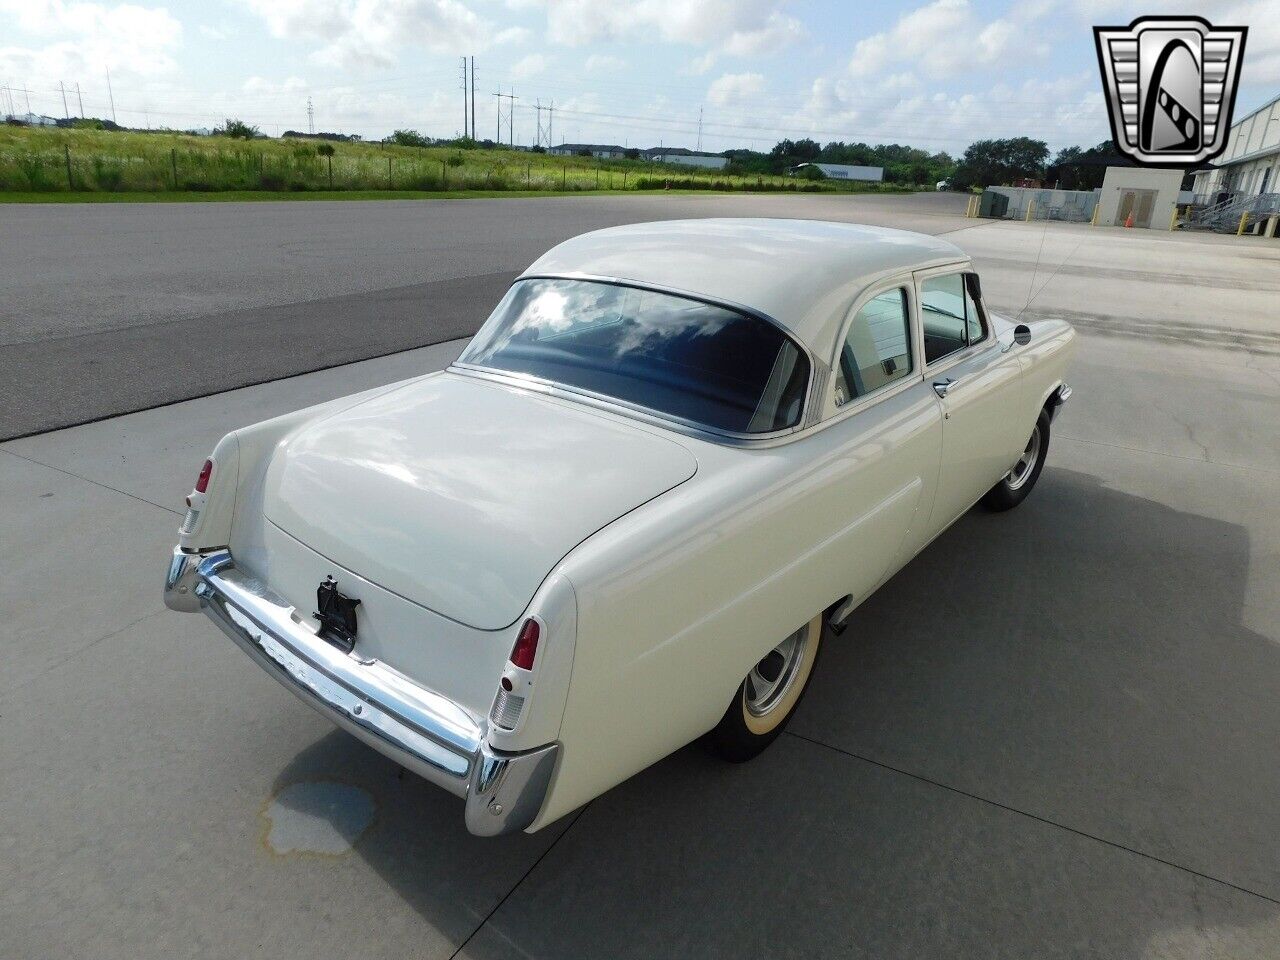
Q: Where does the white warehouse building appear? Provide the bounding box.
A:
[789,163,884,182]
[1192,92,1280,199]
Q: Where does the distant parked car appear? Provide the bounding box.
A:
[936,179,951,191]
[165,220,1075,836]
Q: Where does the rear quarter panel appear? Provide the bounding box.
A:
[531,391,942,828]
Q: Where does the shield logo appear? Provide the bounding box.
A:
[1094,17,1247,166]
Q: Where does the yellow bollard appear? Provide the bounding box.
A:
[1169,206,1179,231]
[1091,203,1099,226]
[1025,199,1034,222]
[1237,211,1250,236]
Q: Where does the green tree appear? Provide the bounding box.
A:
[950,137,1049,189]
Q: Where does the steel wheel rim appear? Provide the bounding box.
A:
[745,625,810,718]
[1006,424,1042,490]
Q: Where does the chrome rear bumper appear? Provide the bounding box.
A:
[165,547,557,836]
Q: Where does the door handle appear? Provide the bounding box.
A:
[932,378,959,398]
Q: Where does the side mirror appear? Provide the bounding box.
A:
[1013,324,1032,346]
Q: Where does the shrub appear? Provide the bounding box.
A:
[91,157,124,191]
[215,118,259,139]
[316,142,335,156]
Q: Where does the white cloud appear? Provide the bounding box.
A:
[533,0,804,57]
[494,25,531,45]
[584,53,625,72]
[240,0,490,69]
[242,75,308,95]
[847,0,1040,79]
[707,71,765,107]
[0,0,182,80]
[790,69,1108,154]
[1221,0,1280,83]
[511,52,547,78]
[199,24,230,41]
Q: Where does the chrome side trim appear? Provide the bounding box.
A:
[165,546,559,835]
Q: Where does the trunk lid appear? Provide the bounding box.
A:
[263,373,697,630]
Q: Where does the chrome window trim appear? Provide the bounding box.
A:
[914,264,994,373]
[451,272,822,446]
[826,275,920,419]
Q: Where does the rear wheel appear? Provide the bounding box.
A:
[982,409,1050,511]
[707,614,823,762]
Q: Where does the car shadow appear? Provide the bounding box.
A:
[273,464,1279,958]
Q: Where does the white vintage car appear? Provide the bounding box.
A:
[165,219,1074,836]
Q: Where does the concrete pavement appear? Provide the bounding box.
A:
[3,194,1279,958]
[4,327,1280,958]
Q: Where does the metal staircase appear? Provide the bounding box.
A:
[1182,192,1280,232]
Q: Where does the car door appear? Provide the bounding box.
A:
[818,278,944,599]
[917,267,1025,533]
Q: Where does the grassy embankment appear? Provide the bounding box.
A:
[0,126,910,200]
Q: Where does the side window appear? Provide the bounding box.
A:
[834,287,912,406]
[920,274,968,365]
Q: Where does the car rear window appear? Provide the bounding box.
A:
[458,278,810,434]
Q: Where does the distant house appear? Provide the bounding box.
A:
[645,147,728,170]
[788,162,884,182]
[548,143,628,158]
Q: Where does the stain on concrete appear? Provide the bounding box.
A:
[263,781,376,856]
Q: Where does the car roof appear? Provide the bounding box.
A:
[520,218,969,357]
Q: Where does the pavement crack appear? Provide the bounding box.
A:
[1056,434,1280,476]
[447,802,591,960]
[0,448,182,516]
[1,607,168,697]
[784,730,1280,907]
[1157,405,1212,462]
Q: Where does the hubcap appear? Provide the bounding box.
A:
[745,626,810,717]
[1006,424,1042,490]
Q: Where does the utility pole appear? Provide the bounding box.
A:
[59,81,69,118]
[534,99,542,148]
[105,67,117,124]
[75,82,84,117]
[507,89,518,146]
[493,91,500,144]
[548,101,554,149]
[459,56,467,138]
[697,105,703,152]
[470,56,476,140]
[307,96,314,135]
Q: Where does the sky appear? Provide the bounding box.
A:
[2,0,1278,156]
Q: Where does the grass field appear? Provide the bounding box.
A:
[0,125,907,199]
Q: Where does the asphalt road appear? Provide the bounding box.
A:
[0,192,983,438]
[3,194,1280,958]
[5,191,1278,439]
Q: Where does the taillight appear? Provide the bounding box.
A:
[509,618,540,670]
[194,459,214,493]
